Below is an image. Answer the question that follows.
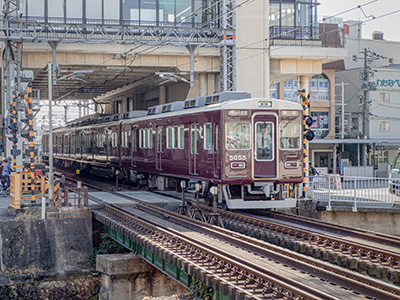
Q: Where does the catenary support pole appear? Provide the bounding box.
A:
[48,63,54,205]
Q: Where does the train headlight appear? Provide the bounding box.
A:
[285,162,298,168]
[258,101,272,108]
[231,162,246,169]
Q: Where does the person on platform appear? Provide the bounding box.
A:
[1,157,12,195]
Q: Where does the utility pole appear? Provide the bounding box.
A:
[362,49,369,143]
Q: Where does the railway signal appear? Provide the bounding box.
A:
[300,90,313,198]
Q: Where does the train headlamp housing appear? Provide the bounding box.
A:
[231,162,246,169]
[258,101,272,108]
[281,110,299,117]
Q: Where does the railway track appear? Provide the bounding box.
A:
[91,199,400,299]
[61,174,400,291]
[191,205,400,283]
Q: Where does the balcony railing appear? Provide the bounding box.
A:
[269,24,344,48]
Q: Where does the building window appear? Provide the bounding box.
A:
[311,111,329,138]
[310,74,329,101]
[379,92,390,103]
[379,120,390,132]
[378,151,389,164]
[283,80,298,101]
[269,83,278,99]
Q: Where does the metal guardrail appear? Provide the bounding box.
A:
[309,175,400,211]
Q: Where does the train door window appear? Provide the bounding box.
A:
[215,125,219,150]
[178,126,184,149]
[132,129,137,152]
[166,127,173,149]
[204,123,212,150]
[279,122,300,150]
[157,126,163,153]
[226,122,251,150]
[191,123,199,154]
[255,122,274,160]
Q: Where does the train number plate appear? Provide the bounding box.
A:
[229,154,246,161]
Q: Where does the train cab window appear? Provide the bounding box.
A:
[279,122,301,150]
[204,123,212,150]
[178,126,184,149]
[132,129,137,152]
[255,122,273,160]
[226,122,250,150]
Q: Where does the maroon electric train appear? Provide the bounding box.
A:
[42,91,305,209]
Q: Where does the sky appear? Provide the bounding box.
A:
[318,0,400,41]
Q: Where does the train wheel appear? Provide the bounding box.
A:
[204,192,213,206]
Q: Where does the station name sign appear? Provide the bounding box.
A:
[376,79,400,88]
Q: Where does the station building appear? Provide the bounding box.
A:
[1,0,346,159]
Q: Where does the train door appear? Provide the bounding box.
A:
[252,114,277,178]
[156,126,163,171]
[189,123,199,175]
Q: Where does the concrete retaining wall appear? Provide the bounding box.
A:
[0,209,93,272]
[281,200,400,236]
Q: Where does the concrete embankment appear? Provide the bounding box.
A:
[0,208,99,299]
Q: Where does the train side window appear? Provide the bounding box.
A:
[157,126,163,153]
[144,129,149,148]
[139,129,143,148]
[204,123,212,150]
[178,126,184,149]
[173,127,178,149]
[166,127,172,149]
[148,129,153,149]
[132,129,137,152]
